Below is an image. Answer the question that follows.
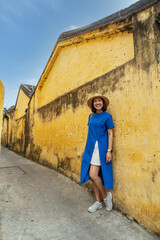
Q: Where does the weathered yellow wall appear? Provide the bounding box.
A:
[15,89,30,120]
[2,88,28,153]
[0,80,4,149]
[1,117,7,146]
[1,116,9,146]
[3,88,30,153]
[29,107,87,181]
[2,112,26,154]
[11,116,26,153]
[36,30,134,108]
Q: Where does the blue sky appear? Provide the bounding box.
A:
[0,0,137,108]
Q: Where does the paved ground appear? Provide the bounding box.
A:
[0,146,159,240]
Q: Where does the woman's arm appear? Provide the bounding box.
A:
[106,128,114,163]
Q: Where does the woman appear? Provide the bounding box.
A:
[81,93,114,213]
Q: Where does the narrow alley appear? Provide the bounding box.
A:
[0,146,159,240]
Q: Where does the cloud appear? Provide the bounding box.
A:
[2,2,22,17]
[0,1,21,28]
[123,0,138,5]
[0,0,62,28]
[65,25,80,31]
[21,0,40,15]
[0,13,17,28]
[21,77,38,86]
[22,0,62,13]
[41,0,62,11]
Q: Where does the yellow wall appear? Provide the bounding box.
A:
[2,87,28,153]
[2,111,26,154]
[1,116,9,146]
[11,116,25,153]
[1,117,7,145]
[36,30,134,108]
[15,89,30,120]
[7,88,30,153]
[0,80,4,149]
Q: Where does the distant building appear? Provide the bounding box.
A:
[0,80,4,150]
[2,84,35,151]
[2,105,15,147]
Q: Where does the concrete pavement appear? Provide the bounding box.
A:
[0,146,159,240]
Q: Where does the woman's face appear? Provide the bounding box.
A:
[93,97,103,111]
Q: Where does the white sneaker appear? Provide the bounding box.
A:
[88,201,103,213]
[104,192,113,211]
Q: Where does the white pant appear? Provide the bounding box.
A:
[90,141,101,166]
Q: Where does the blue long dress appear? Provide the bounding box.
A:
[80,111,114,190]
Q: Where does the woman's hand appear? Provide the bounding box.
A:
[106,151,112,163]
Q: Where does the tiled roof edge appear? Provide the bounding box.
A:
[58,0,158,42]
[3,105,15,117]
[21,84,36,98]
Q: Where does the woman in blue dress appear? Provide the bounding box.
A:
[81,93,114,213]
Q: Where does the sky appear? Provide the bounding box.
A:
[0,0,138,109]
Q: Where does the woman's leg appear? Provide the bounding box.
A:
[93,181,101,202]
[89,164,107,200]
